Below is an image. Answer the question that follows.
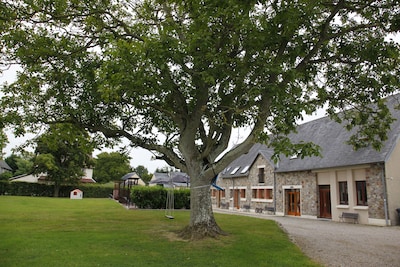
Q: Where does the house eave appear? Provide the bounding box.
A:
[276,162,385,173]
[220,173,249,179]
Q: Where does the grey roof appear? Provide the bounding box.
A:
[121,172,140,180]
[0,160,12,171]
[277,94,400,172]
[149,172,190,185]
[220,94,400,175]
[219,143,274,178]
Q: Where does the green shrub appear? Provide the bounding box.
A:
[174,188,191,209]
[0,172,13,180]
[75,184,113,198]
[7,182,52,196]
[131,186,165,209]
[0,180,9,194]
[131,186,190,209]
[1,182,112,198]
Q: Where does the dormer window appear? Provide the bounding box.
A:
[241,165,250,174]
[223,167,231,174]
[290,150,301,159]
[230,167,240,174]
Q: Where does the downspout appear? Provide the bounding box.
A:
[379,163,389,226]
[273,160,279,215]
[232,178,235,210]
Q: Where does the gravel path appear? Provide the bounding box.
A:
[215,209,400,267]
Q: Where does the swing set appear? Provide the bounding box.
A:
[165,172,175,219]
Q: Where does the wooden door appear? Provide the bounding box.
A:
[319,185,332,218]
[233,190,240,209]
[287,189,301,216]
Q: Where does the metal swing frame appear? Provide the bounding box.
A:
[165,172,174,219]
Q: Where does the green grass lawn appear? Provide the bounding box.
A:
[0,196,320,267]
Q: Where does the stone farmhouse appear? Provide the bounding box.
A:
[213,95,400,226]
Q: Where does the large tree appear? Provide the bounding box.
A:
[33,123,95,197]
[0,1,399,238]
[93,152,132,183]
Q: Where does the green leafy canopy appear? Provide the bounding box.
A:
[32,123,95,196]
[1,0,399,179]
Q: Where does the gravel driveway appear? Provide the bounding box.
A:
[215,209,400,267]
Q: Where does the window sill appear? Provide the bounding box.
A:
[336,205,349,209]
[354,206,368,210]
[251,199,273,203]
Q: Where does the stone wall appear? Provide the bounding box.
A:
[276,171,318,216]
[215,154,275,210]
[366,164,385,220]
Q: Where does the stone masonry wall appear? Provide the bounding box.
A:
[276,171,318,216]
[215,155,275,209]
[366,164,385,219]
[215,155,319,216]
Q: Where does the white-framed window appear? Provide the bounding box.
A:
[251,186,273,202]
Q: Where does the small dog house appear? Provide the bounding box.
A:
[70,189,83,199]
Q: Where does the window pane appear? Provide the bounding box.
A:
[266,189,272,199]
[259,189,265,199]
[258,168,264,183]
[240,189,245,198]
[339,181,348,205]
[356,181,367,206]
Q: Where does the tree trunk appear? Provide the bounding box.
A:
[179,175,226,240]
[53,183,60,197]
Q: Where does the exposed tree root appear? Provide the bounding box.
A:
[178,223,228,241]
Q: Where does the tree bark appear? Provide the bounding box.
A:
[179,174,226,240]
[53,182,60,198]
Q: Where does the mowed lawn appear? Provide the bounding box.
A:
[0,196,320,267]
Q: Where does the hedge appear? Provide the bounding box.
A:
[131,186,190,209]
[0,181,191,206]
[0,181,113,198]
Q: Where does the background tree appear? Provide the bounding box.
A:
[5,153,34,177]
[0,171,12,181]
[33,124,95,197]
[0,153,34,180]
[155,167,170,173]
[133,165,152,184]
[1,1,399,238]
[4,154,19,173]
[0,129,8,159]
[93,152,131,183]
